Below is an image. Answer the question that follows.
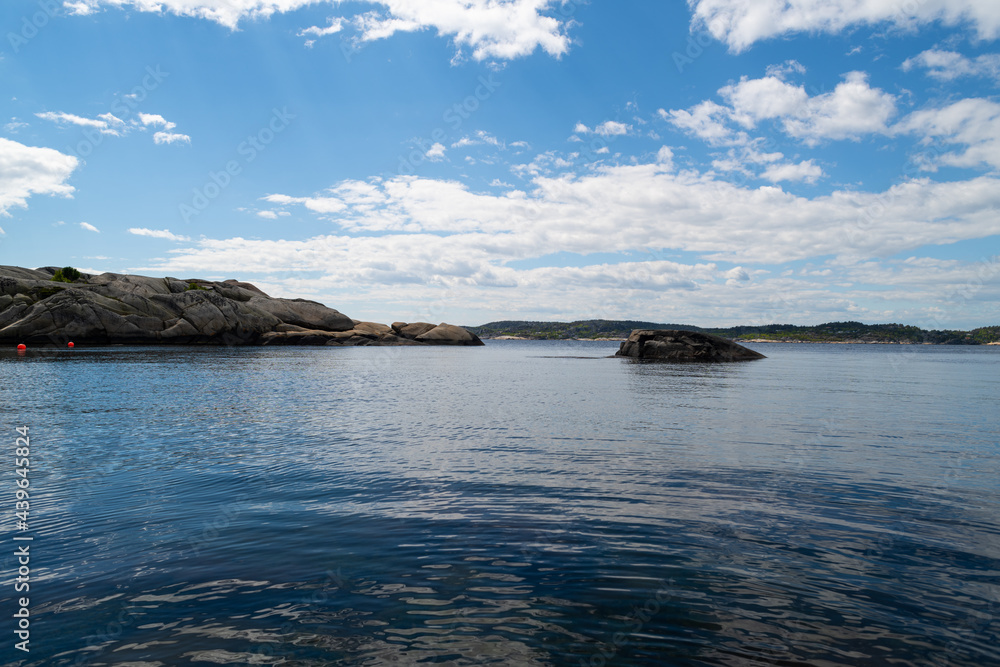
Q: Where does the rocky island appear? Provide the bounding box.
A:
[0,266,483,347]
[616,329,766,362]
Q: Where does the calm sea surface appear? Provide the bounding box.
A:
[1,341,998,666]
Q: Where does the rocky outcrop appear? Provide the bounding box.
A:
[392,321,437,339]
[415,323,483,345]
[350,321,393,337]
[258,320,483,346]
[0,266,483,347]
[616,329,765,362]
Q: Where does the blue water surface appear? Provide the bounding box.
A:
[0,340,998,666]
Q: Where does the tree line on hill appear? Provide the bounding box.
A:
[464,320,1000,344]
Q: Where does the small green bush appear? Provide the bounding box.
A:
[185,282,208,291]
[51,266,81,283]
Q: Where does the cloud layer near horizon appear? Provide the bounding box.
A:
[137,160,1000,327]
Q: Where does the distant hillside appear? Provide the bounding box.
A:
[465,319,702,340]
[465,320,1000,344]
[720,322,1000,345]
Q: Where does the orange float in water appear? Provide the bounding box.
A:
[16,344,26,350]
[68,342,75,348]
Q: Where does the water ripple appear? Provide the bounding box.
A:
[0,342,997,666]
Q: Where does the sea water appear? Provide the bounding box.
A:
[0,341,997,666]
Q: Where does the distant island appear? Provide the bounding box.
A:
[465,320,1000,345]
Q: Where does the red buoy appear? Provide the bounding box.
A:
[16,344,26,351]
[68,342,75,348]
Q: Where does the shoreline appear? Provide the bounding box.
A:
[481,337,997,345]
[470,320,999,345]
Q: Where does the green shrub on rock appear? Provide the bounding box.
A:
[51,266,82,283]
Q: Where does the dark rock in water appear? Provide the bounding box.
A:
[616,329,766,362]
[0,265,483,347]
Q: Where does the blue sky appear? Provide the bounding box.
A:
[1,0,999,328]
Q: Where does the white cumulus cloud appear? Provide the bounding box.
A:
[352,0,571,60]
[35,111,123,136]
[665,68,897,169]
[80,222,100,232]
[230,162,1000,267]
[67,0,572,60]
[690,0,1000,52]
[262,193,349,215]
[723,266,750,286]
[153,131,191,145]
[902,48,1000,82]
[298,17,345,43]
[138,113,177,130]
[720,76,809,128]
[128,227,191,241]
[660,101,743,146]
[0,138,78,216]
[425,142,447,161]
[761,159,824,183]
[138,114,189,144]
[893,98,1000,171]
[721,71,897,144]
[574,120,632,137]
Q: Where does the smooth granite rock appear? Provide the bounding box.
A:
[616,329,766,362]
[415,323,482,345]
[0,266,482,347]
[260,321,483,346]
[391,321,438,340]
[352,321,393,336]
